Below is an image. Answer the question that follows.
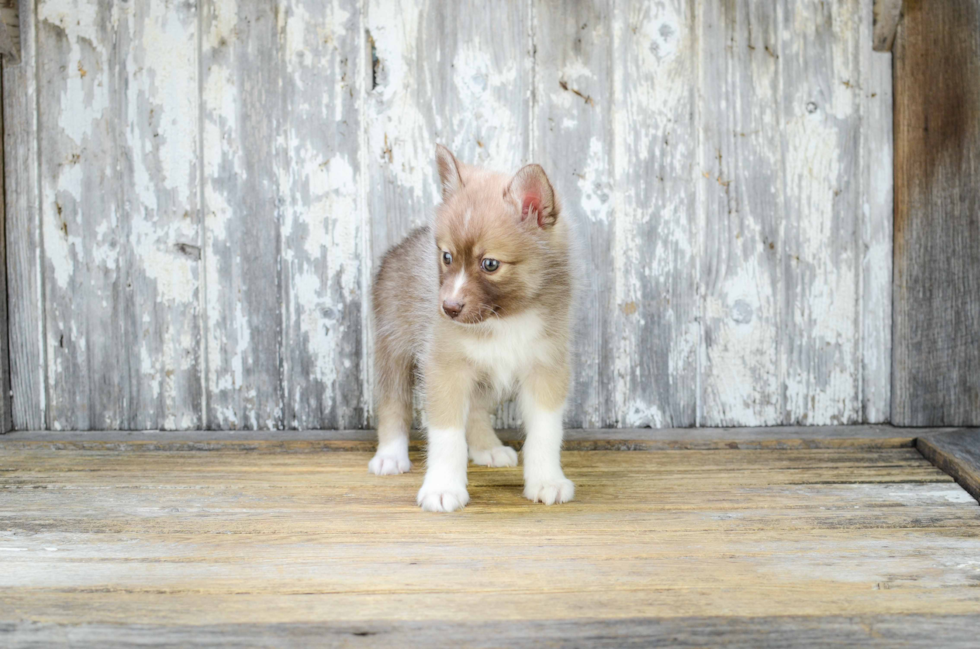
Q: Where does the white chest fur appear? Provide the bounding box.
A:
[459,310,547,393]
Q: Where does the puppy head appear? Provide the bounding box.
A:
[433,145,562,325]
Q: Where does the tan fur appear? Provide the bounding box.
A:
[370,145,576,509]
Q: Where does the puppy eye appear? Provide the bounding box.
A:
[442,251,452,265]
[481,258,500,273]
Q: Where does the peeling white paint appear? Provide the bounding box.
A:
[24,0,893,430]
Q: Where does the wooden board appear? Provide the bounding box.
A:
[534,0,615,428]
[0,443,978,644]
[860,0,895,424]
[918,429,980,503]
[0,424,953,452]
[3,0,44,430]
[278,0,366,429]
[892,0,980,426]
[35,0,203,430]
[699,0,781,426]
[201,0,282,430]
[4,0,894,431]
[612,0,698,427]
[0,65,9,432]
[4,615,980,648]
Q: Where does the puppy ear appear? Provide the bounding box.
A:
[505,164,558,228]
[435,144,464,200]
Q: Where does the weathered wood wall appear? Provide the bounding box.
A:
[3,0,893,431]
[892,0,980,427]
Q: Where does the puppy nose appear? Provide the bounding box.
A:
[443,300,463,319]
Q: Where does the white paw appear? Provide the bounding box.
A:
[469,445,519,468]
[368,442,411,475]
[417,478,470,512]
[524,477,575,505]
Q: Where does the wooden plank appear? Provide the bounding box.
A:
[0,424,949,451]
[778,0,863,425]
[0,65,10,432]
[4,615,980,648]
[0,0,19,61]
[917,429,980,503]
[873,0,903,52]
[279,0,365,429]
[364,0,532,427]
[3,0,44,430]
[36,0,202,429]
[860,0,894,423]
[201,0,282,429]
[698,1,781,426]
[533,0,615,428]
[0,445,977,635]
[892,0,980,426]
[611,0,698,427]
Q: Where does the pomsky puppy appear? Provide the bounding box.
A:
[369,145,576,512]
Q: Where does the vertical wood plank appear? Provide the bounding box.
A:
[699,0,781,426]
[365,0,532,428]
[37,0,202,429]
[201,0,282,429]
[2,0,44,430]
[279,0,365,429]
[778,0,862,425]
[533,0,615,428]
[860,0,893,423]
[0,65,10,432]
[612,0,698,427]
[893,0,980,426]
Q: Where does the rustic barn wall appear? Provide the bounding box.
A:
[3,0,892,430]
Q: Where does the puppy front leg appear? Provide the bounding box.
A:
[520,364,574,505]
[417,361,473,512]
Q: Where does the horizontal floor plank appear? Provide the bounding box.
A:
[1,425,968,452]
[6,615,980,649]
[1,440,978,644]
[917,429,980,503]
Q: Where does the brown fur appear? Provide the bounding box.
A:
[371,145,576,500]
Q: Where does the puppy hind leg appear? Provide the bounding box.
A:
[466,396,517,468]
[369,343,414,476]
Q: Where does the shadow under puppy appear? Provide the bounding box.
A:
[369,145,576,512]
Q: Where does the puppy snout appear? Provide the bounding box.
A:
[443,300,464,319]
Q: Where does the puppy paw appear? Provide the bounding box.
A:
[524,477,575,505]
[469,445,518,468]
[368,442,411,475]
[417,479,470,512]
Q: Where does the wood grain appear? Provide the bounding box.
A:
[201,0,283,429]
[0,443,978,642]
[533,0,614,427]
[893,0,980,426]
[0,0,19,62]
[4,615,980,648]
[917,429,980,503]
[279,0,366,429]
[3,0,44,430]
[699,0,781,426]
[778,0,863,426]
[0,65,9,432]
[873,0,903,52]
[3,0,896,431]
[0,424,947,451]
[612,0,698,427]
[35,0,203,430]
[860,0,894,424]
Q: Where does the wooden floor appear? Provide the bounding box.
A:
[2,430,980,647]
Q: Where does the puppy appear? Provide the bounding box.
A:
[369,145,575,512]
